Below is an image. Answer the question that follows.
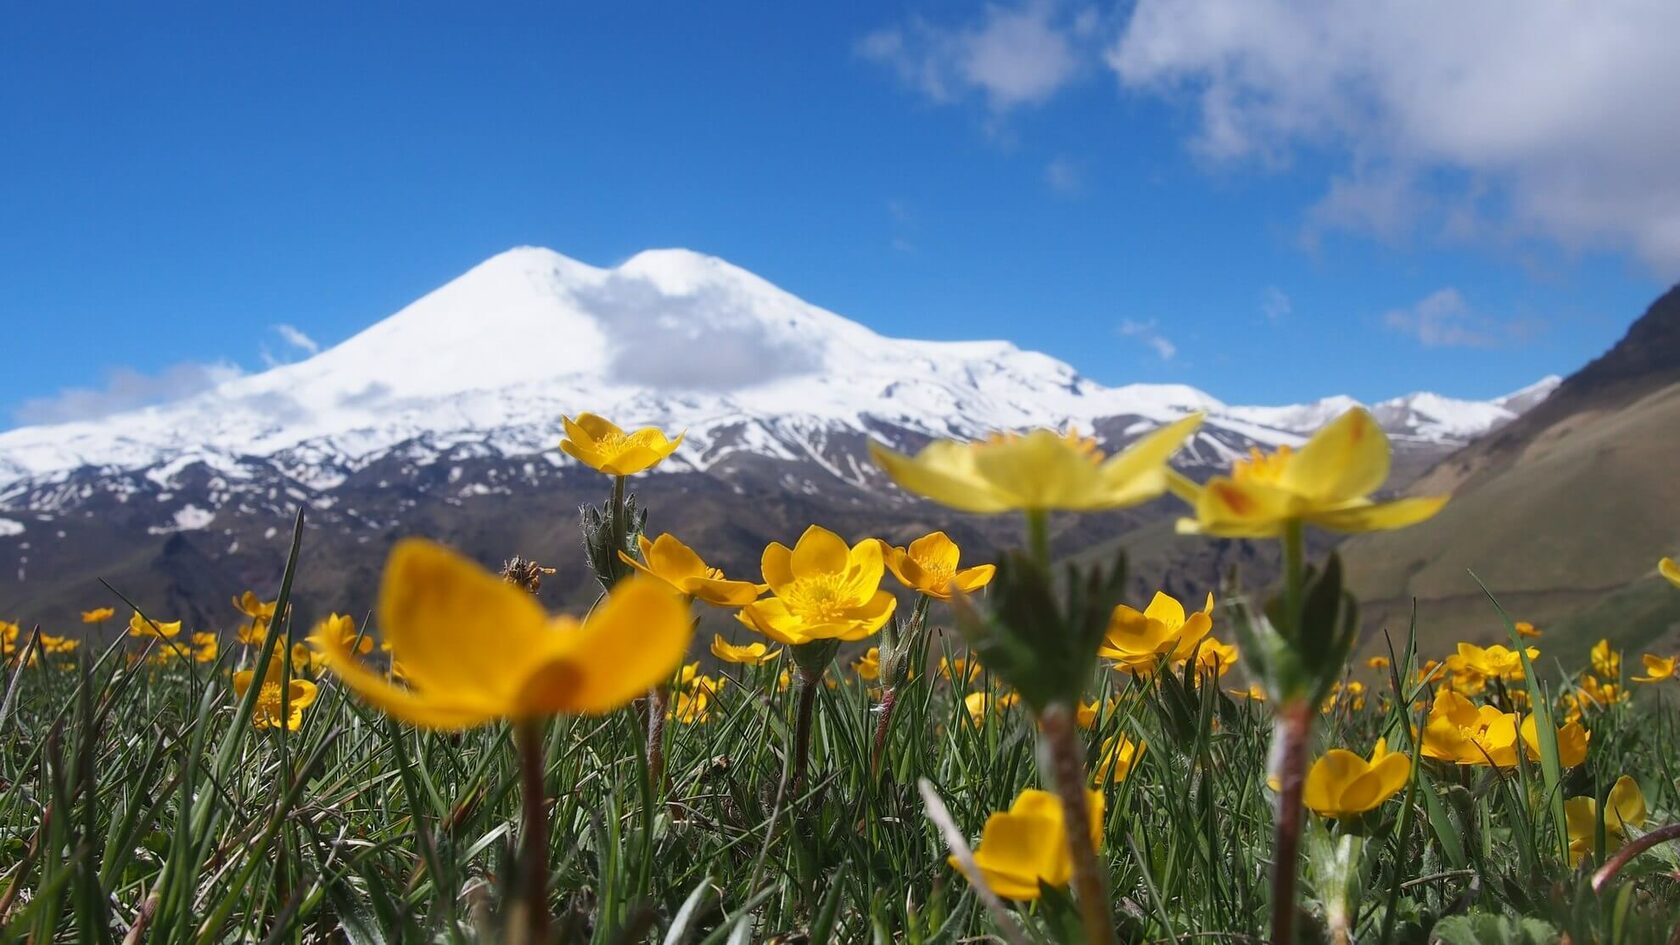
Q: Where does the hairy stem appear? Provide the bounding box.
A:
[1040,703,1117,945]
[1591,822,1680,893]
[1269,701,1313,945]
[647,685,669,792]
[514,718,551,945]
[870,685,898,782]
[791,667,822,794]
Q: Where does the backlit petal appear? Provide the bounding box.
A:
[1281,407,1389,503]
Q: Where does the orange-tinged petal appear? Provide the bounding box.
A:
[1190,478,1298,538]
[378,539,551,701]
[543,577,692,715]
[1279,407,1390,504]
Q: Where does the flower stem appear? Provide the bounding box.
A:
[1039,703,1117,945]
[791,666,822,794]
[1590,822,1680,892]
[869,686,898,782]
[1026,510,1051,570]
[1269,700,1313,945]
[608,474,628,585]
[647,685,669,792]
[514,717,551,945]
[1282,519,1305,634]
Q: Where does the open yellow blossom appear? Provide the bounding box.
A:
[81,607,115,624]
[869,415,1202,514]
[1661,557,1680,588]
[1565,775,1647,866]
[1590,639,1621,679]
[962,692,998,724]
[950,788,1104,901]
[317,539,692,730]
[1420,691,1519,766]
[1096,734,1145,783]
[1632,654,1676,683]
[1515,621,1543,639]
[1189,638,1239,678]
[1097,591,1213,674]
[1304,739,1411,819]
[620,533,764,607]
[1446,642,1538,688]
[39,634,79,655]
[1577,673,1628,709]
[668,689,712,724]
[127,612,182,639]
[1366,656,1391,671]
[309,613,371,656]
[881,531,996,600]
[290,643,319,677]
[1173,408,1448,537]
[1075,700,1100,729]
[709,634,780,665]
[853,646,882,680]
[1523,715,1590,768]
[236,622,267,646]
[191,632,219,663]
[233,661,319,731]
[560,413,683,476]
[737,526,896,646]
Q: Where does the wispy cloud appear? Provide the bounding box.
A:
[1118,318,1178,360]
[1260,286,1292,322]
[12,361,245,426]
[859,2,1097,114]
[274,323,319,356]
[1381,287,1539,348]
[1109,0,1680,275]
[1044,155,1086,195]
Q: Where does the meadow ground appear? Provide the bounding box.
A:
[2,410,1678,945]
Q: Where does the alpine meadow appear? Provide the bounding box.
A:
[6,4,1680,944]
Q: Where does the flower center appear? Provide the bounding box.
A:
[785,573,852,622]
[1231,445,1293,483]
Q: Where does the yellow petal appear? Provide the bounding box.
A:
[539,576,692,715]
[378,540,551,702]
[761,541,795,594]
[1096,413,1203,505]
[970,429,1104,510]
[907,531,960,571]
[1280,407,1390,503]
[315,629,500,729]
[1194,478,1298,538]
[1660,557,1680,588]
[869,440,1011,513]
[1606,775,1646,832]
[1306,495,1449,534]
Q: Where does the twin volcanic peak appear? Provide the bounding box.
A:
[0,246,1551,509]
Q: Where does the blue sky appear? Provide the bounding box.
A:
[4,2,1675,426]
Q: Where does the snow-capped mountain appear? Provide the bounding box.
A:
[0,246,1546,508]
[0,247,1554,630]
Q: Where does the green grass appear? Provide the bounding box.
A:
[2,549,1678,943]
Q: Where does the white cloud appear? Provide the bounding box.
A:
[1381,287,1538,348]
[12,361,245,426]
[1045,156,1085,195]
[1109,0,1680,274]
[1260,285,1291,322]
[860,2,1094,112]
[1118,318,1177,360]
[274,323,319,356]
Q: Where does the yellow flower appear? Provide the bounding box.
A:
[950,788,1104,901]
[1577,673,1629,709]
[39,634,79,655]
[1097,591,1213,675]
[737,526,897,646]
[1096,734,1145,783]
[236,622,267,647]
[1323,680,1368,714]
[869,415,1202,514]
[559,413,683,476]
[963,692,995,724]
[1304,738,1411,818]
[317,539,692,730]
[996,691,1021,711]
[191,632,219,663]
[881,532,996,600]
[668,689,713,724]
[1173,408,1448,537]
[1075,700,1100,729]
[127,612,182,639]
[1590,639,1621,679]
[1420,691,1519,766]
[1515,621,1543,639]
[308,613,372,656]
[1632,654,1676,683]
[290,643,318,677]
[853,646,882,680]
[1522,715,1590,768]
[709,634,780,665]
[940,656,981,685]
[234,591,276,623]
[1661,557,1680,588]
[1189,638,1239,678]
[1446,642,1537,684]
[81,607,115,624]
[1565,775,1647,866]
[232,661,319,731]
[1366,656,1391,671]
[776,670,792,692]
[620,533,765,607]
